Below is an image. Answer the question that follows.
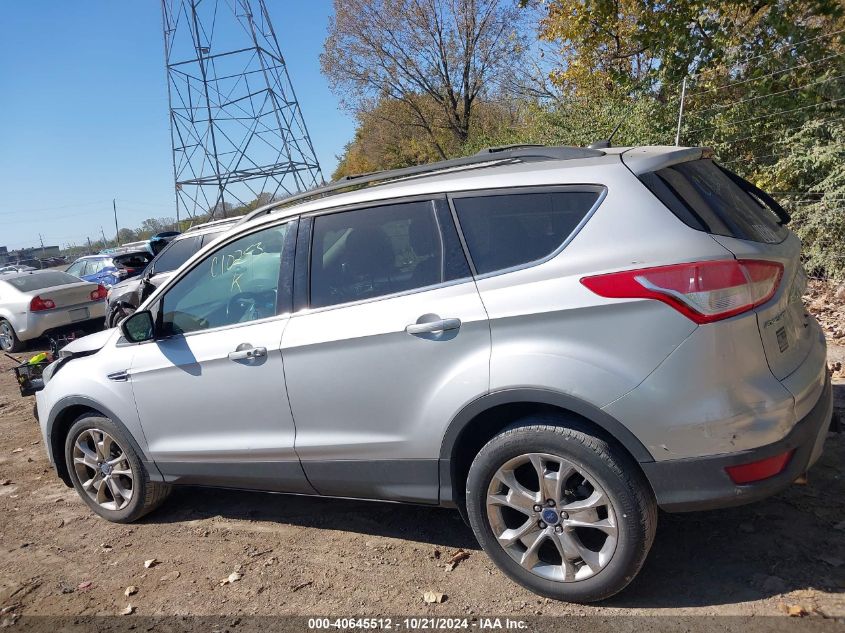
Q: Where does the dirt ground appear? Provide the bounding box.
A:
[0,290,843,622]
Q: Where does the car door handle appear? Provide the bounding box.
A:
[228,345,267,361]
[405,317,462,335]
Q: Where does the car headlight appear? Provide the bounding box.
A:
[42,360,60,385]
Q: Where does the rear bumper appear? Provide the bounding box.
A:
[19,302,106,341]
[643,373,834,512]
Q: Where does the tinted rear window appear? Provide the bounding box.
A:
[114,252,153,268]
[452,190,601,275]
[4,272,81,292]
[640,159,787,244]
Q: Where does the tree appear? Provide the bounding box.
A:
[322,0,525,157]
[332,95,519,178]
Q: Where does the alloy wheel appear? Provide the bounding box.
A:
[72,428,134,511]
[486,452,618,582]
[0,321,13,351]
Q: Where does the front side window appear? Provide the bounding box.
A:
[160,223,290,335]
[309,200,469,308]
[452,190,601,275]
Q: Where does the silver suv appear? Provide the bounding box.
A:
[35,146,833,602]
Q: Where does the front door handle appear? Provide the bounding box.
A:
[228,344,267,361]
[405,317,462,335]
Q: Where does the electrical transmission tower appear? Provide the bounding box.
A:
[162,0,323,222]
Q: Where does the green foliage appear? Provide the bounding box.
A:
[755,119,845,279]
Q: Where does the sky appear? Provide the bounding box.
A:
[0,1,354,250]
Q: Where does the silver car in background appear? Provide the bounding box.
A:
[0,270,107,352]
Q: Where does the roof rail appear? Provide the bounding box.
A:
[183,217,241,233]
[236,144,604,226]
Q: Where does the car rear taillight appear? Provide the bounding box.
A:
[580,259,783,324]
[30,296,56,311]
[90,285,108,301]
[725,449,794,484]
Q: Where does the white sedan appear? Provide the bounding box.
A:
[0,270,107,352]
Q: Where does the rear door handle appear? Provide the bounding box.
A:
[405,317,462,335]
[228,344,267,361]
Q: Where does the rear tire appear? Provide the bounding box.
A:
[64,414,171,523]
[0,319,23,353]
[465,418,657,603]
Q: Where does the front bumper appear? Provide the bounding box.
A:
[643,373,834,512]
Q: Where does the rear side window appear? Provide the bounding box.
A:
[151,236,202,274]
[310,199,470,308]
[452,190,601,275]
[5,272,80,291]
[640,159,787,244]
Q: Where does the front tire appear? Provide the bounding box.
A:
[0,319,23,353]
[465,418,657,603]
[65,414,171,523]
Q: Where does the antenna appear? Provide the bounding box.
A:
[588,118,625,149]
[161,0,324,222]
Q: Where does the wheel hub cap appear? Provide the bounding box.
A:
[540,508,560,525]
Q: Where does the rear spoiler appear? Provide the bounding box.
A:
[621,146,711,175]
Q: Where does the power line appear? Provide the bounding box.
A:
[687,52,845,97]
[711,115,843,146]
[687,97,845,136]
[690,74,845,117]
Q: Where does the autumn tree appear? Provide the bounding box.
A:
[322,0,525,158]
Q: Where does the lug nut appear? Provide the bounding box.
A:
[560,511,569,519]
[554,525,563,533]
[533,504,542,513]
[538,521,546,529]
[546,499,555,507]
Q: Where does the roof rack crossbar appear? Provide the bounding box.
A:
[237,145,604,225]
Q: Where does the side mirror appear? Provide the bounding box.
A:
[121,310,155,343]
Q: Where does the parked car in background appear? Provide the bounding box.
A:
[105,218,237,327]
[34,145,832,603]
[65,251,154,289]
[0,265,37,275]
[0,270,107,352]
[151,231,181,241]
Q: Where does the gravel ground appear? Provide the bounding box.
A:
[0,342,842,621]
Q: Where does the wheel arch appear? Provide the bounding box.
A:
[439,389,656,520]
[47,396,163,487]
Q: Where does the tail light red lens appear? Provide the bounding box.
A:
[725,449,794,484]
[29,296,56,311]
[581,259,783,324]
[90,285,108,301]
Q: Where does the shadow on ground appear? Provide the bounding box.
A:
[145,429,844,609]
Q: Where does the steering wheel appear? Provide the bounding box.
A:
[226,290,276,322]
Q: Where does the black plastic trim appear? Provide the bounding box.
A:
[439,388,655,465]
[156,460,316,494]
[46,395,165,484]
[292,216,312,312]
[302,459,440,504]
